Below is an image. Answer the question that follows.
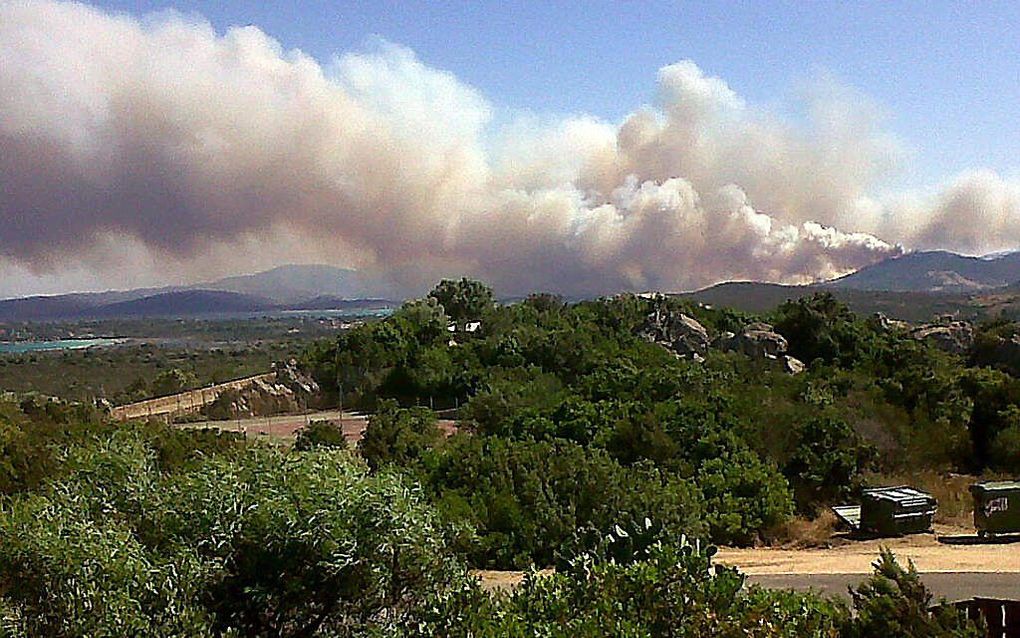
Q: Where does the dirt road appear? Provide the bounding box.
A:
[478,529,1020,599]
[715,528,1020,575]
[178,410,458,441]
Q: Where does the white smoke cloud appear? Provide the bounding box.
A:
[0,1,1016,297]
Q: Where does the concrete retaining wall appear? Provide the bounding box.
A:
[111,373,276,421]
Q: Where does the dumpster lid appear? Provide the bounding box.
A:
[863,485,935,504]
[832,505,861,530]
[970,480,1020,492]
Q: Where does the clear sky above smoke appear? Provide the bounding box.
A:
[1,0,1019,298]
[87,0,1020,189]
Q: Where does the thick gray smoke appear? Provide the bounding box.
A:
[1,1,1017,297]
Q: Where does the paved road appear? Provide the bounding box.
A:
[748,572,1020,602]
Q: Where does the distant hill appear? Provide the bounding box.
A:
[825,250,1020,292]
[0,265,399,321]
[3,253,1018,323]
[88,290,277,318]
[198,265,392,303]
[681,281,976,322]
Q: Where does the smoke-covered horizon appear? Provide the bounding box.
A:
[2,1,1019,298]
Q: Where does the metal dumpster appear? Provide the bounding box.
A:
[859,486,937,536]
[970,481,1020,536]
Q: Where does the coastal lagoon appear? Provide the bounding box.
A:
[0,338,123,354]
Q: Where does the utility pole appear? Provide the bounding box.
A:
[334,339,344,419]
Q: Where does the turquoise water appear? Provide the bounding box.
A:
[0,338,122,354]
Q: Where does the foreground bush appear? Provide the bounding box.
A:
[845,549,982,638]
[424,436,708,569]
[0,434,470,637]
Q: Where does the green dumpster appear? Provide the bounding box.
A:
[859,486,937,536]
[970,481,1020,536]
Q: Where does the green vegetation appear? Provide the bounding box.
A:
[0,342,300,404]
[0,399,980,636]
[292,419,348,452]
[0,278,1016,635]
[303,283,1020,565]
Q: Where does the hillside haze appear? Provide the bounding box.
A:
[0,265,397,321]
[1,251,1018,322]
[826,250,1020,292]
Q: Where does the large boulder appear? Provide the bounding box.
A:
[718,323,789,360]
[639,308,710,359]
[783,355,806,375]
[910,321,974,355]
[867,312,909,333]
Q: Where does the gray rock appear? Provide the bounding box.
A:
[639,308,710,359]
[783,355,806,375]
[910,321,974,355]
[719,322,789,359]
[272,358,321,396]
[868,312,909,333]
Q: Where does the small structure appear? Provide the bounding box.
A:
[971,481,1020,537]
[833,486,937,537]
[943,597,1020,638]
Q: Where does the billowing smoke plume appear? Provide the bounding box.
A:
[1,1,1017,297]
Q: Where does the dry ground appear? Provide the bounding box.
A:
[716,525,1020,575]
[475,528,1020,594]
[178,410,458,442]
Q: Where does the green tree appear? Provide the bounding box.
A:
[785,416,873,510]
[774,293,872,366]
[358,400,442,470]
[427,278,494,325]
[845,550,982,638]
[151,368,199,397]
[293,419,348,451]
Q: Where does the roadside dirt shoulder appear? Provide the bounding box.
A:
[717,528,1020,575]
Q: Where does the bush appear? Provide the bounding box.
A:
[785,416,874,510]
[0,435,471,637]
[696,449,795,546]
[845,550,982,638]
[990,419,1020,472]
[425,437,708,568]
[358,400,442,470]
[409,538,848,637]
[293,419,348,451]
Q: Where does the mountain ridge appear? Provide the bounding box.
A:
[824,250,1020,292]
[1,251,1018,322]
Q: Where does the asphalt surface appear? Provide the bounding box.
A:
[748,572,1020,602]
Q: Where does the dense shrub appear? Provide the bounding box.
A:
[404,538,849,638]
[845,550,982,638]
[358,400,443,470]
[785,416,875,510]
[293,419,348,451]
[424,436,708,568]
[0,434,470,637]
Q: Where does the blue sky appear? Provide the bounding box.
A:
[92,0,1020,190]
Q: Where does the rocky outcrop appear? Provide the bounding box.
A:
[717,322,789,359]
[783,355,806,375]
[638,308,710,359]
[867,312,909,333]
[203,360,321,419]
[640,310,804,373]
[910,321,974,356]
[272,359,320,396]
[716,322,804,374]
